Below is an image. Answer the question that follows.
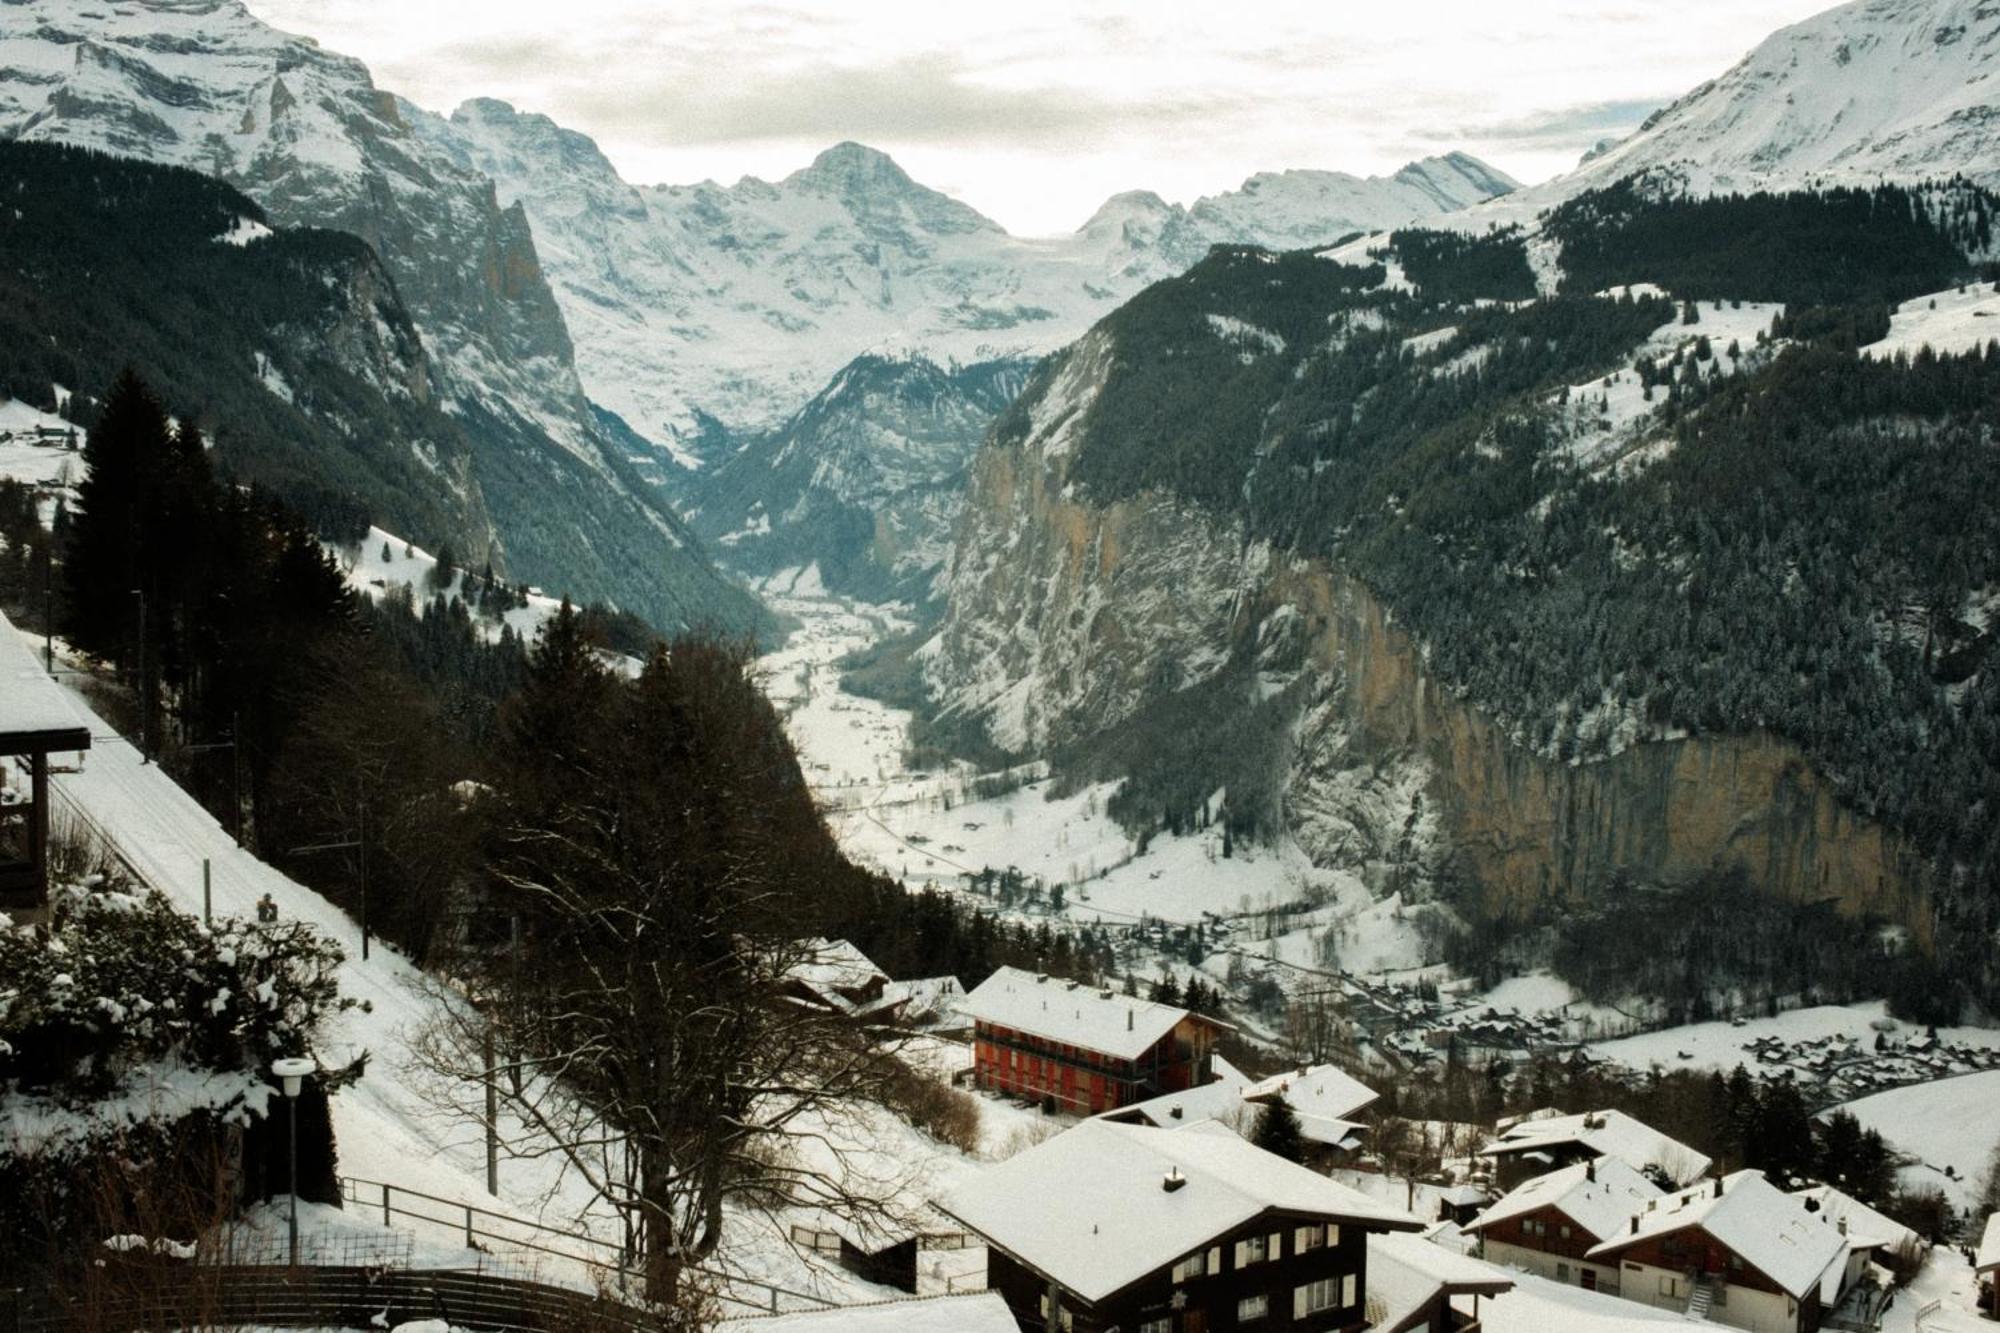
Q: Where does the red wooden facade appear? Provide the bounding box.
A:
[973,1013,1221,1115]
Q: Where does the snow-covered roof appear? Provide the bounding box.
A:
[961,966,1207,1061]
[720,1292,1017,1332]
[1468,1158,1661,1243]
[1976,1211,2000,1275]
[1100,1056,1375,1147]
[1587,1171,1848,1301]
[1481,1109,1711,1185]
[882,975,964,1024]
[1367,1232,1512,1332]
[1791,1184,1924,1257]
[936,1119,1421,1304]
[789,938,888,996]
[0,610,91,749]
[1463,1269,1707,1332]
[1245,1062,1379,1122]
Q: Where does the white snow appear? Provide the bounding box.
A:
[1863,283,2000,363]
[937,1119,1418,1304]
[1836,1070,2000,1211]
[218,215,274,247]
[1468,1158,1661,1243]
[1483,1110,1711,1186]
[961,966,1190,1062]
[721,1292,1017,1332]
[1586,1171,1846,1304]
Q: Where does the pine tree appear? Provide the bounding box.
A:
[1252,1099,1306,1164]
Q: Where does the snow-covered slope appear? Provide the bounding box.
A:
[1456,0,2000,231]
[0,0,762,635]
[413,98,1517,453]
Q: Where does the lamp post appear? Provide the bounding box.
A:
[271,1056,315,1267]
[130,588,148,762]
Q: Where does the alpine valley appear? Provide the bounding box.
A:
[2,0,1999,1025]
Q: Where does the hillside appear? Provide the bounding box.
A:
[924,181,2000,1015]
[688,354,1033,601]
[0,0,764,635]
[0,142,490,552]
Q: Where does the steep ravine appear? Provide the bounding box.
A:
[927,352,1930,940]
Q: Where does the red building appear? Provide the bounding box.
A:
[961,967,1228,1115]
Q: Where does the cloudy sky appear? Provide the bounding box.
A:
[244,0,1837,236]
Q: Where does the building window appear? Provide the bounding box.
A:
[1559,1224,1571,1239]
[1238,1294,1268,1322]
[1234,1235,1269,1267]
[1172,1252,1208,1283]
[1556,1263,1570,1283]
[1139,1321,1171,1333]
[1294,1224,1325,1253]
[1328,1224,1340,1248]
[1341,1274,1357,1308]
[1294,1278,1337,1316]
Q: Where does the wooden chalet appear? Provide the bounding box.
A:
[1465,1157,1661,1296]
[962,967,1228,1115]
[938,1119,1422,1333]
[1977,1212,1999,1320]
[0,610,91,926]
[1479,1109,1711,1191]
[1363,1231,1512,1333]
[1583,1171,1849,1333]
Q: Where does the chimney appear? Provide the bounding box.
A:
[1713,1177,1723,1199]
[1803,1197,1820,1214]
[1163,1168,1187,1194]
[1128,1011,1135,1031]
[1630,1216,1640,1235]
[1585,1161,1595,1183]
[1170,1105,1184,1120]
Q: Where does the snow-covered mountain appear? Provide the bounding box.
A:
[689,353,1033,599]
[1462,0,2000,229]
[0,0,763,634]
[414,98,1518,457]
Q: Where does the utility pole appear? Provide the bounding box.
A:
[130,588,148,762]
[291,775,370,959]
[42,541,53,675]
[483,1023,499,1196]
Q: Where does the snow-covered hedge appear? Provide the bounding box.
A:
[0,878,355,1099]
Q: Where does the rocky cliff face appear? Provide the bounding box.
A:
[927,335,1929,935]
[0,0,763,633]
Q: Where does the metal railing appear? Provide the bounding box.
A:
[338,1176,837,1315]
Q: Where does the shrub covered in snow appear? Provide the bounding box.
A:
[0,878,355,1098]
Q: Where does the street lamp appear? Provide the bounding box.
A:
[270,1056,315,1267]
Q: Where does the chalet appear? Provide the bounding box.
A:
[1099,1057,1377,1164]
[1790,1183,1925,1278]
[0,610,91,927]
[782,939,904,1021]
[1364,1231,1513,1333]
[1479,1109,1711,1190]
[937,1119,1421,1332]
[1584,1171,1848,1333]
[962,967,1229,1115]
[1976,1212,1999,1320]
[1465,1158,1660,1295]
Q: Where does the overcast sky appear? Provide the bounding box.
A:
[244,0,1837,236]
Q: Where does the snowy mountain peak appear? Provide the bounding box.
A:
[782,139,1000,238]
[1463,0,2000,227]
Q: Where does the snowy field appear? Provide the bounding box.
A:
[1589,1001,2000,1074]
[1838,1070,2000,1211]
[1863,282,2000,363]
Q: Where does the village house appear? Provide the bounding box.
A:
[724,1291,1020,1332]
[781,938,906,1022]
[962,967,1229,1115]
[0,620,92,927]
[1976,1212,1999,1320]
[1465,1157,1662,1296]
[1098,1057,1378,1164]
[1583,1171,1849,1333]
[937,1118,1421,1332]
[1479,1109,1712,1190]
[1364,1231,1514,1333]
[1789,1184,1925,1279]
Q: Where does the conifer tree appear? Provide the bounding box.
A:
[1252,1099,1306,1164]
